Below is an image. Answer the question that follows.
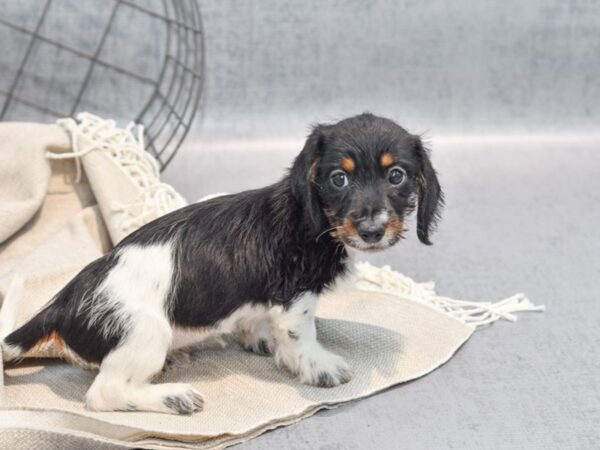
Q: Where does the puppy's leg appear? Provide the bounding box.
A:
[85,314,203,415]
[237,314,276,356]
[272,293,352,387]
[85,243,203,415]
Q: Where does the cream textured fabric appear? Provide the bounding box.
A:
[0,124,55,244]
[0,115,540,449]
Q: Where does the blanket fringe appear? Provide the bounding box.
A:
[354,262,545,328]
[49,113,186,235]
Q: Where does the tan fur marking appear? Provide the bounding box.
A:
[380,153,395,168]
[386,215,406,236]
[30,331,65,353]
[341,158,355,173]
[337,218,358,240]
[24,331,95,368]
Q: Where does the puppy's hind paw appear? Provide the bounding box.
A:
[163,387,204,415]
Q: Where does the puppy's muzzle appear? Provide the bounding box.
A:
[356,219,385,244]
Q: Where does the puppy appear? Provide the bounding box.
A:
[1,113,443,415]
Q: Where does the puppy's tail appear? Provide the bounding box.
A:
[1,274,60,362]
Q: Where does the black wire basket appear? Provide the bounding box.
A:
[0,0,204,170]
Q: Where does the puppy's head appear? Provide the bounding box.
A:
[290,113,443,251]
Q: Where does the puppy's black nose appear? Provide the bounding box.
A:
[357,221,385,244]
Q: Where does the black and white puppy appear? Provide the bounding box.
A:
[2,113,443,415]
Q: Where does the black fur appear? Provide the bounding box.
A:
[415,139,444,245]
[4,254,123,363]
[4,113,443,365]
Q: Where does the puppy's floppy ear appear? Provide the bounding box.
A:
[290,125,327,233]
[414,137,444,245]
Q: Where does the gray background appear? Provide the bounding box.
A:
[1,1,600,449]
[194,0,600,139]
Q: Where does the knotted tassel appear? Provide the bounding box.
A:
[354,261,545,329]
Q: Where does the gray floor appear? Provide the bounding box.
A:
[164,137,600,449]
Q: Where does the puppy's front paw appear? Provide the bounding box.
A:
[243,337,274,356]
[238,323,275,356]
[298,348,352,388]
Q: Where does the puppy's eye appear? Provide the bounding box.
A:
[388,166,406,186]
[330,170,349,188]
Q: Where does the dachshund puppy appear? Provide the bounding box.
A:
[1,113,443,414]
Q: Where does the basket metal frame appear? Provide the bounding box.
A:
[0,0,204,170]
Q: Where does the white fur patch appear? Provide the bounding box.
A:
[1,341,22,361]
[89,244,174,339]
[374,210,390,227]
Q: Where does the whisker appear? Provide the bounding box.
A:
[315,226,342,242]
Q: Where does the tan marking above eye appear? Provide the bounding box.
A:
[380,152,395,168]
[341,158,355,172]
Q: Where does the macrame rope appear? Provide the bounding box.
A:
[354,262,545,328]
[49,113,186,236]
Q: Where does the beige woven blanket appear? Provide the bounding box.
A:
[0,115,541,449]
